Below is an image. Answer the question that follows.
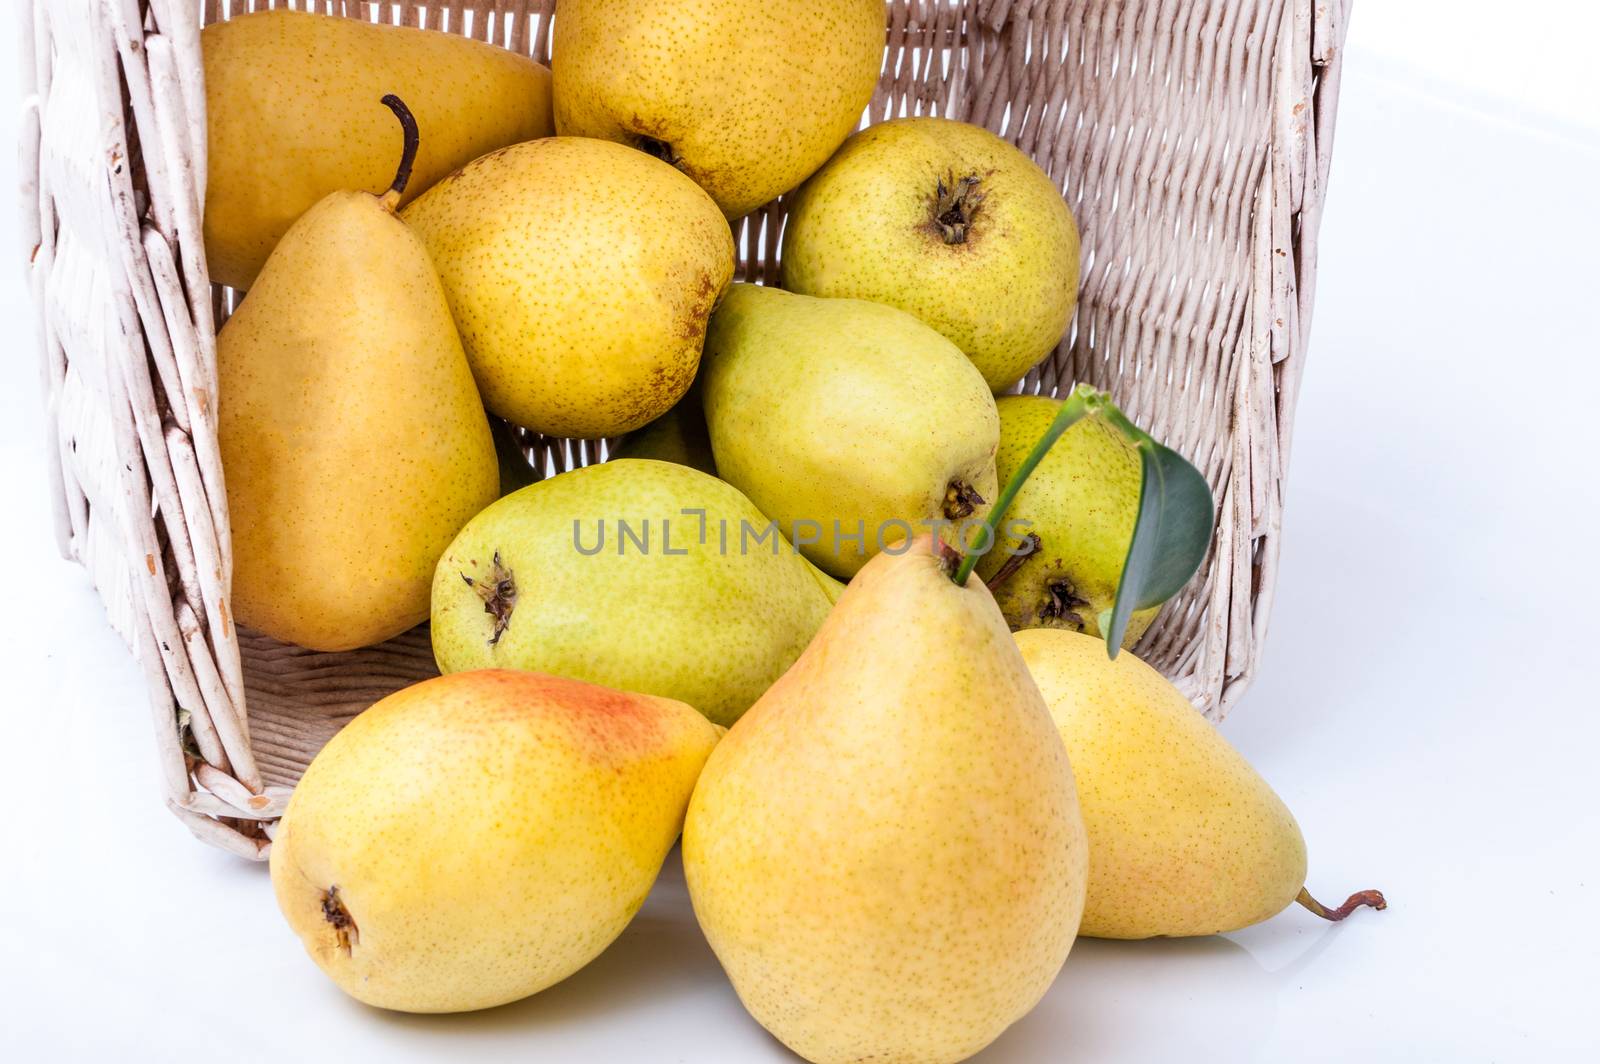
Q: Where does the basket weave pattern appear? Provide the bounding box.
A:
[18,0,1349,859]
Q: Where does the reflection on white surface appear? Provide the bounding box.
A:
[313,851,1396,1062]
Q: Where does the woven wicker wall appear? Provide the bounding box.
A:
[18,0,1349,857]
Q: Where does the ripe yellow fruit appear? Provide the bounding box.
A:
[270,670,721,1013]
[403,138,734,439]
[553,0,885,218]
[686,540,1088,1062]
[1018,628,1385,938]
[977,395,1158,646]
[202,10,552,289]
[218,101,496,652]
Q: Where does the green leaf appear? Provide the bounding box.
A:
[1101,434,1214,656]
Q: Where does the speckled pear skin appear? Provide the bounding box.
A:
[803,558,848,604]
[701,285,1000,580]
[611,385,718,475]
[270,670,721,1013]
[430,460,833,727]
[781,117,1081,392]
[218,189,497,653]
[202,9,553,290]
[1016,628,1309,938]
[401,138,735,439]
[552,0,885,218]
[684,538,1088,1064]
[976,395,1159,646]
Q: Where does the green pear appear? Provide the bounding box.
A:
[552,0,885,218]
[202,9,553,290]
[782,117,1081,391]
[701,285,1000,580]
[402,138,734,440]
[610,385,717,475]
[219,98,496,652]
[685,537,1088,1064]
[271,669,720,1012]
[431,459,832,726]
[1017,628,1385,938]
[975,394,1159,646]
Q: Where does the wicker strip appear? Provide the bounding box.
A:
[21,0,1350,857]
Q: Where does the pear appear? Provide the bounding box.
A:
[610,385,717,475]
[202,10,552,290]
[976,395,1159,646]
[270,669,721,1012]
[803,559,848,605]
[219,97,496,652]
[1017,628,1386,938]
[431,459,832,726]
[552,0,885,218]
[402,138,734,439]
[782,117,1080,391]
[684,537,1088,1064]
[701,285,1000,580]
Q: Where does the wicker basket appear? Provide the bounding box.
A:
[18,0,1348,858]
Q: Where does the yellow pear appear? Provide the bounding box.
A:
[202,9,553,290]
[685,538,1088,1064]
[782,117,1080,391]
[270,669,721,1012]
[552,0,885,218]
[402,138,735,439]
[977,395,1159,646]
[1017,628,1385,938]
[219,98,497,652]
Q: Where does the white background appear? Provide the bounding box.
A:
[4,2,1599,1061]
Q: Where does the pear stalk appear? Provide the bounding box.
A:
[1295,886,1388,922]
[983,531,1040,592]
[378,93,420,209]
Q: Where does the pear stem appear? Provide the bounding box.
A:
[1296,886,1388,922]
[983,532,1040,591]
[951,385,1101,587]
[379,94,420,208]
